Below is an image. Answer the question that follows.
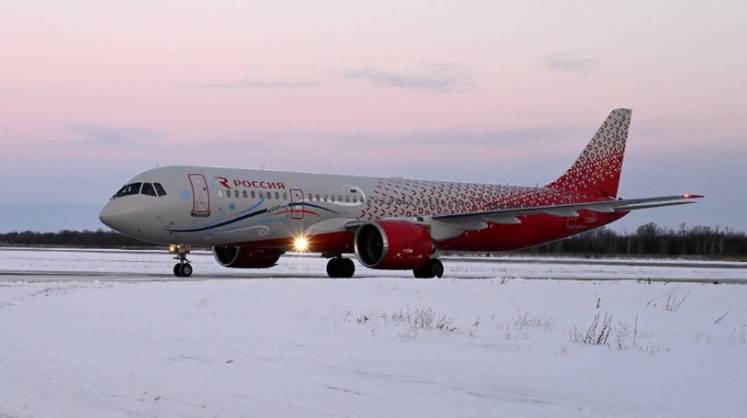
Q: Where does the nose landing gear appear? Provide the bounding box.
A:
[170,244,193,277]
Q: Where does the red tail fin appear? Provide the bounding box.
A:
[547,108,631,198]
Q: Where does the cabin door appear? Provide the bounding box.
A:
[290,189,304,220]
[188,174,211,217]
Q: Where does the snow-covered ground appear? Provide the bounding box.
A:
[1,249,747,417]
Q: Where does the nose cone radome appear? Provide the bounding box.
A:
[99,198,165,243]
[99,201,126,231]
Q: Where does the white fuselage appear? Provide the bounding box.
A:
[99,165,551,247]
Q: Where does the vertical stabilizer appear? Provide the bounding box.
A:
[547,108,631,198]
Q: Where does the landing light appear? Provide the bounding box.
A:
[293,236,309,252]
[168,244,178,253]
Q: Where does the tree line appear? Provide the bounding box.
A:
[0,223,745,258]
[524,223,747,258]
[0,230,154,248]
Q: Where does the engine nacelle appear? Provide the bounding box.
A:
[213,246,283,268]
[354,220,433,269]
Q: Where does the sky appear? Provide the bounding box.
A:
[0,0,745,233]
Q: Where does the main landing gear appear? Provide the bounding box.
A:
[326,256,355,278]
[170,244,193,278]
[413,258,444,279]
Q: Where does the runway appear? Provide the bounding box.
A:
[1,247,746,284]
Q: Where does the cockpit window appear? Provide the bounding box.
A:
[154,183,167,196]
[141,183,157,196]
[114,183,141,198]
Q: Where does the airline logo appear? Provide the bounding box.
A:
[215,176,286,190]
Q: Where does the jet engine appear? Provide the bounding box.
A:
[354,220,433,269]
[213,246,283,268]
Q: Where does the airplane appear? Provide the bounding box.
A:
[99,108,702,278]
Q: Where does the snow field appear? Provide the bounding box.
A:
[1,258,747,417]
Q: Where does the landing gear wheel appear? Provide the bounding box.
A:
[430,258,444,278]
[327,257,355,278]
[170,244,193,277]
[413,259,444,279]
[340,258,355,278]
[180,263,193,278]
[413,266,427,278]
[326,258,340,278]
[173,263,193,277]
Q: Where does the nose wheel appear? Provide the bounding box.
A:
[170,244,193,277]
[173,262,192,277]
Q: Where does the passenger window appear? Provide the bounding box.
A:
[154,183,167,196]
[141,183,157,196]
[345,195,350,203]
[251,191,256,199]
[315,194,320,201]
[234,190,239,198]
[308,193,312,201]
[330,195,335,202]
[243,190,248,198]
[338,195,343,202]
[283,192,288,200]
[266,192,272,200]
[275,192,280,200]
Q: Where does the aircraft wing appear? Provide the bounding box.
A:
[431,194,703,225]
[343,194,702,240]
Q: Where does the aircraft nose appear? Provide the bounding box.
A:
[99,202,125,230]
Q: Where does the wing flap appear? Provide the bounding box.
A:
[480,215,522,224]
